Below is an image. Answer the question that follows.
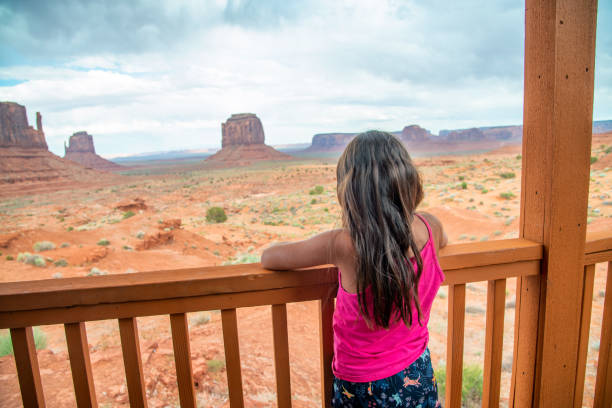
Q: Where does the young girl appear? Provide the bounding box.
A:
[262,130,447,407]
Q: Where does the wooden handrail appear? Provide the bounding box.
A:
[0,239,542,323]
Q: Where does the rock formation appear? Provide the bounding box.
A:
[64,131,122,171]
[206,113,291,164]
[304,133,356,152]
[0,102,47,149]
[0,102,119,197]
[399,125,431,143]
[444,128,486,142]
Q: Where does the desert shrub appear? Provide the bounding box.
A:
[0,327,47,357]
[33,241,55,252]
[136,231,145,239]
[516,155,522,160]
[97,239,110,246]
[436,364,483,407]
[458,175,465,181]
[67,226,74,231]
[192,312,211,326]
[309,185,324,195]
[481,189,488,194]
[206,207,227,223]
[123,210,135,219]
[591,156,598,164]
[207,359,225,373]
[461,182,467,189]
[6,255,14,261]
[499,192,515,200]
[500,172,516,179]
[54,259,68,267]
[310,198,317,205]
[605,146,612,154]
[17,252,46,267]
[223,253,260,265]
[88,267,108,276]
[60,242,70,248]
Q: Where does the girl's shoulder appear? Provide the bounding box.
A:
[415,211,447,252]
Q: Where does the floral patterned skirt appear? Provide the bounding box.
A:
[331,348,441,408]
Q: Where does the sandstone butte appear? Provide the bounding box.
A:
[0,102,118,197]
[64,131,123,171]
[205,113,292,163]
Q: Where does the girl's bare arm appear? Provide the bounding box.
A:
[261,229,350,270]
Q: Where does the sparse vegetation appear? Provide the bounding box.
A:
[206,207,228,223]
[309,185,324,195]
[33,241,55,252]
[0,327,47,357]
[207,359,225,373]
[53,259,68,267]
[6,255,14,261]
[123,210,135,219]
[136,231,145,239]
[461,182,467,189]
[88,267,108,276]
[97,239,110,246]
[60,242,70,248]
[436,364,483,407]
[591,156,598,164]
[500,192,515,200]
[500,172,516,179]
[17,252,46,267]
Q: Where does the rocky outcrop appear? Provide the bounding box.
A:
[399,125,431,143]
[0,102,119,197]
[305,133,356,152]
[221,113,265,147]
[444,128,486,142]
[0,102,47,149]
[64,131,122,171]
[206,113,291,164]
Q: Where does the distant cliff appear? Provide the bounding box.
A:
[64,131,122,171]
[0,102,47,149]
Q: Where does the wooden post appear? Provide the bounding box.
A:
[10,327,46,407]
[512,0,598,406]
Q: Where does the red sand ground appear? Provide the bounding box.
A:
[0,140,611,407]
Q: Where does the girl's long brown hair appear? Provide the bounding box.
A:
[337,130,424,329]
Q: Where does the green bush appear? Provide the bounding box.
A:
[88,267,108,276]
[207,359,225,373]
[206,207,227,223]
[461,182,467,189]
[499,172,516,179]
[0,327,47,357]
[500,192,515,200]
[481,189,488,194]
[54,259,68,267]
[590,156,598,164]
[309,185,324,195]
[458,175,465,181]
[6,255,14,261]
[97,239,110,246]
[436,364,483,407]
[33,241,55,252]
[605,146,612,154]
[17,252,46,267]
[123,210,135,219]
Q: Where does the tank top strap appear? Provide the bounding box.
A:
[414,213,433,244]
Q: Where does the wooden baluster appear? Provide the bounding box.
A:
[319,296,334,408]
[574,264,595,407]
[118,317,148,408]
[221,308,244,408]
[446,283,465,408]
[64,322,97,407]
[595,262,612,407]
[10,326,46,407]
[272,304,292,407]
[483,279,506,408]
[170,313,196,408]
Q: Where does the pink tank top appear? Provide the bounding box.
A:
[332,214,444,382]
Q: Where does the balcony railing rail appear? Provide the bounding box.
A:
[0,232,610,407]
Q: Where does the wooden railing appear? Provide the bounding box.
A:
[0,233,610,408]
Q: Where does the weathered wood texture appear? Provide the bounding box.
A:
[10,327,45,407]
[272,304,292,408]
[319,297,334,408]
[574,264,595,407]
[64,322,97,408]
[514,0,598,406]
[445,283,465,408]
[222,308,244,408]
[483,279,506,408]
[118,317,148,408]
[170,313,197,408]
[594,262,612,407]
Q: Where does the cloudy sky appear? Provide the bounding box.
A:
[1,0,610,157]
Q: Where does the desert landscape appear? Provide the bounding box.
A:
[0,102,611,407]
